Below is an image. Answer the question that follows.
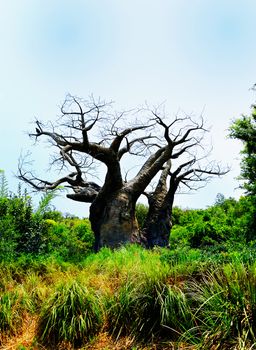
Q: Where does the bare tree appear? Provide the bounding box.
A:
[18,95,228,250]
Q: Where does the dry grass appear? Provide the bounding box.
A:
[0,314,39,350]
[1,325,194,350]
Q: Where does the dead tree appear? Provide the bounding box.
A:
[18,95,227,250]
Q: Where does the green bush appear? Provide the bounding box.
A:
[170,195,255,249]
[0,190,49,256]
[43,219,94,261]
[0,216,17,261]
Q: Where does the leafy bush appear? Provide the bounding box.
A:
[170,195,255,249]
[0,216,17,261]
[0,178,94,261]
[43,219,94,261]
[0,188,49,256]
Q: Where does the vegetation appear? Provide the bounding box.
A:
[0,167,255,349]
[0,244,256,349]
[38,279,103,346]
[229,105,256,196]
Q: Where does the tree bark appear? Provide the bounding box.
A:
[143,196,172,248]
[142,162,176,248]
[89,188,140,251]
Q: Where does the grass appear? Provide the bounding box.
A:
[0,244,256,349]
[0,291,19,333]
[38,279,103,347]
[186,261,256,348]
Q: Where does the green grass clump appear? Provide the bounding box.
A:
[0,291,19,334]
[0,288,31,339]
[158,284,193,337]
[38,279,103,347]
[186,261,256,348]
[106,277,193,342]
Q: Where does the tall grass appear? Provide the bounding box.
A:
[38,279,103,347]
[106,277,194,343]
[0,291,19,334]
[0,287,33,342]
[185,261,256,349]
[159,284,193,337]
[0,245,256,349]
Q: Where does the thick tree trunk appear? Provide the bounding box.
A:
[142,161,174,248]
[143,195,173,248]
[89,189,140,251]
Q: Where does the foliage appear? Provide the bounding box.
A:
[44,218,94,261]
[0,178,94,261]
[186,262,256,348]
[0,291,19,334]
[135,203,148,228]
[107,279,193,342]
[0,173,255,348]
[229,106,256,196]
[0,287,32,340]
[35,189,59,217]
[170,194,255,249]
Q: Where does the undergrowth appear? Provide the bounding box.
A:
[0,245,256,349]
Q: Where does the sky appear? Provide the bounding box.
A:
[1,0,256,217]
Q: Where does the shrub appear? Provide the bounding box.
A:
[0,216,17,261]
[44,220,94,261]
[70,219,94,249]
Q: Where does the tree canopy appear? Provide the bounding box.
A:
[229,105,256,196]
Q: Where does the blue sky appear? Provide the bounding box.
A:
[1,1,256,216]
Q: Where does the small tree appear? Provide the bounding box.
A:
[229,105,256,196]
[229,100,256,241]
[18,95,227,250]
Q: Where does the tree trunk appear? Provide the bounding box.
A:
[89,189,140,251]
[143,195,173,248]
[142,161,174,248]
